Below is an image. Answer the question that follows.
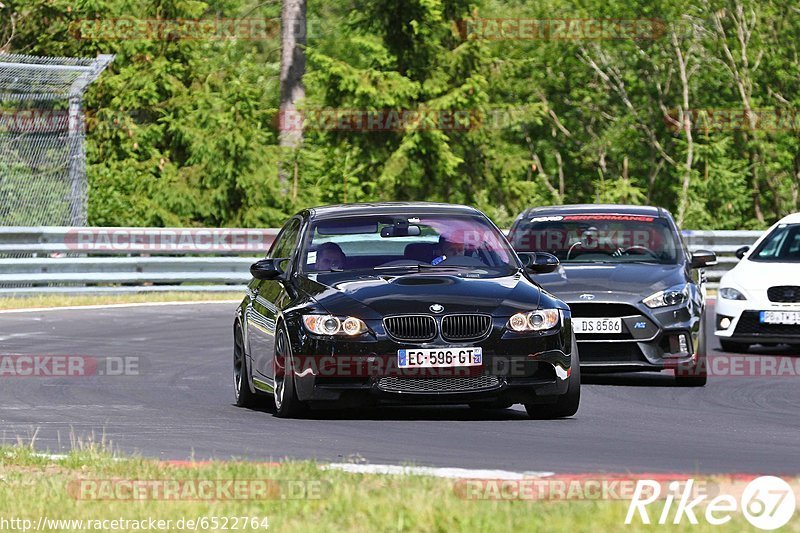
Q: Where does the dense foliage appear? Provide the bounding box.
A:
[2,0,798,228]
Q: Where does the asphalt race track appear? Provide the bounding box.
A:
[1,301,798,474]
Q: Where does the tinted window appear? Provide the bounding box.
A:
[511,213,681,264]
[751,223,800,262]
[269,218,301,260]
[300,213,518,276]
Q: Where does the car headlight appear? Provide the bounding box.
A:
[719,287,747,301]
[507,309,561,332]
[643,285,689,308]
[302,315,368,336]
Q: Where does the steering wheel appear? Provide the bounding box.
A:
[567,242,614,260]
[566,242,583,260]
[618,245,658,258]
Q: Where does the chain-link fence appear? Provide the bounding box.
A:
[0,53,113,226]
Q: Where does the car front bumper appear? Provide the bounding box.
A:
[715,296,800,344]
[284,315,574,406]
[564,300,702,372]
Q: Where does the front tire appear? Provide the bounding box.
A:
[676,325,708,387]
[525,334,580,419]
[674,354,707,387]
[273,327,307,418]
[234,324,259,407]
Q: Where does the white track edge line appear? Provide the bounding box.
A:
[0,300,241,314]
[323,463,555,480]
[25,455,554,478]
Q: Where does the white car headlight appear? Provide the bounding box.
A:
[302,315,368,336]
[719,287,747,301]
[643,285,689,309]
[507,309,561,332]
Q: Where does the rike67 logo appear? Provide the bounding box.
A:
[626,476,796,530]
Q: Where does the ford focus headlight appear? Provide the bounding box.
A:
[302,315,368,335]
[507,309,561,332]
[719,287,747,301]
[643,285,689,308]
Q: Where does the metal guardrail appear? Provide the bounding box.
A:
[0,227,275,295]
[0,226,278,255]
[0,226,763,295]
[681,229,763,287]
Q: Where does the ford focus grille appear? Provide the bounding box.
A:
[568,303,641,318]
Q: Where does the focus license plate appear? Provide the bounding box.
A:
[760,311,800,325]
[573,317,622,334]
[398,347,482,368]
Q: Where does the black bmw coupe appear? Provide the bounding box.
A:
[508,204,716,386]
[233,202,579,419]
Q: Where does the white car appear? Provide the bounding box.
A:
[715,213,800,352]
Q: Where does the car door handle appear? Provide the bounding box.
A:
[252,288,259,297]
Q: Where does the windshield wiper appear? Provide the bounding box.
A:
[417,263,470,269]
[373,264,422,271]
[314,267,345,272]
[373,263,476,272]
[566,259,661,265]
[564,259,616,264]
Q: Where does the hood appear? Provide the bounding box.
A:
[295,271,544,318]
[724,258,800,291]
[532,263,688,302]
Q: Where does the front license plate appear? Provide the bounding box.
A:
[573,317,623,334]
[760,311,800,325]
[398,347,482,368]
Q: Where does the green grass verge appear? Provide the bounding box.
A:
[0,446,782,532]
[0,292,242,310]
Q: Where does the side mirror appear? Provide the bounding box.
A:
[518,251,560,274]
[690,249,717,269]
[250,258,284,280]
[735,246,750,260]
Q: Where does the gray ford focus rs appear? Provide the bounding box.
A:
[508,204,716,386]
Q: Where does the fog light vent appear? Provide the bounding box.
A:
[678,334,689,353]
[665,333,692,357]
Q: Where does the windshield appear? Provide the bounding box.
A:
[301,213,518,276]
[750,223,800,262]
[510,213,682,264]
